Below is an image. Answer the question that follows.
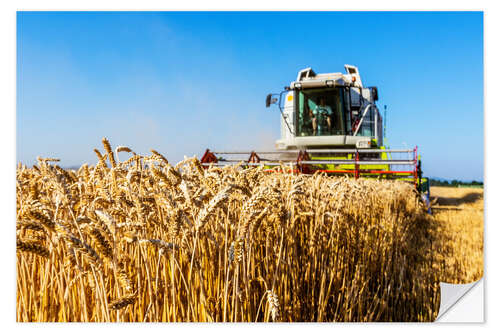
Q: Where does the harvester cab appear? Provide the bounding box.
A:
[201,65,430,203]
[267,64,381,151]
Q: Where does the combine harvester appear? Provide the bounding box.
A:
[201,65,430,202]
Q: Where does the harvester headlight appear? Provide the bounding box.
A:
[356,140,371,149]
[294,83,302,89]
[325,80,334,87]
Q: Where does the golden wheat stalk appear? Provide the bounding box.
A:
[109,293,137,310]
[195,185,235,230]
[89,227,113,260]
[102,137,116,168]
[17,239,50,258]
[266,290,280,322]
[150,149,169,165]
[27,210,56,233]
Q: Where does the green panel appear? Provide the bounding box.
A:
[309,146,392,172]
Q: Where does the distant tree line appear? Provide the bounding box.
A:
[429,178,483,187]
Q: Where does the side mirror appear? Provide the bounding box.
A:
[371,87,379,101]
[265,94,272,108]
[266,94,278,108]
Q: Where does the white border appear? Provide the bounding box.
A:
[3,1,497,331]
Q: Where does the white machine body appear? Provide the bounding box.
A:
[274,65,383,150]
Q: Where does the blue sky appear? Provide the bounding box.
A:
[16,11,483,181]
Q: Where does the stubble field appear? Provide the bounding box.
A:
[429,186,484,284]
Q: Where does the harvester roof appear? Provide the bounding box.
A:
[290,64,363,90]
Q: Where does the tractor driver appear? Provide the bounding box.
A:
[312,97,333,135]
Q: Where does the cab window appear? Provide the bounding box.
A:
[296,88,345,136]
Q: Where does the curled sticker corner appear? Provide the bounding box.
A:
[436,278,483,321]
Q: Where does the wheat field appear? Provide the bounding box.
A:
[15,139,482,322]
[430,186,484,284]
